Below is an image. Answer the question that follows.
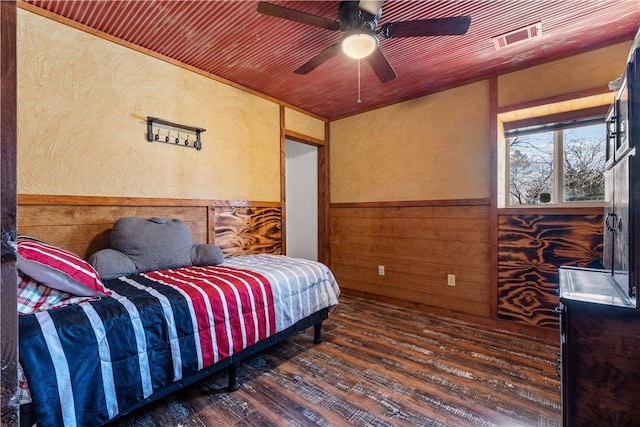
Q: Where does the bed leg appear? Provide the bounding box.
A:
[313,321,323,344]
[227,362,241,392]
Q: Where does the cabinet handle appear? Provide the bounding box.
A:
[605,212,618,232]
[608,117,617,137]
[554,305,563,314]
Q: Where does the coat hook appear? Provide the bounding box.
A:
[147,117,205,151]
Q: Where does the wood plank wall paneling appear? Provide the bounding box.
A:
[17,195,282,260]
[214,206,282,256]
[18,205,209,259]
[330,201,492,317]
[497,212,604,329]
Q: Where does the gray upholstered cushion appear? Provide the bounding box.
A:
[110,217,194,273]
[191,244,225,266]
[88,248,138,280]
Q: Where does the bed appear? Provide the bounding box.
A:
[16,216,340,427]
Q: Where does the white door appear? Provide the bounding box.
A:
[285,140,318,261]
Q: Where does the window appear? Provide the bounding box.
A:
[505,120,606,206]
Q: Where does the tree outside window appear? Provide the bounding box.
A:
[562,126,605,202]
[507,122,605,206]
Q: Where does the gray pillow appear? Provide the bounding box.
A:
[88,248,138,280]
[110,217,194,273]
[191,244,225,266]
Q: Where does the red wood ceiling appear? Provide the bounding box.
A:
[22,1,640,120]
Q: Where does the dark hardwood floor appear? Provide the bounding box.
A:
[111,294,561,426]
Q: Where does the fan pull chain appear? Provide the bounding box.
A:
[357,59,362,104]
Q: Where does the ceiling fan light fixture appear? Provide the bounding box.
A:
[342,32,378,59]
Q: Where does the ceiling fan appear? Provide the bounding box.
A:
[257,0,471,83]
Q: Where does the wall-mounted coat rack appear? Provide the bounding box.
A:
[147,116,206,150]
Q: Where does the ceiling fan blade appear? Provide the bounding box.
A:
[379,16,471,38]
[358,0,384,16]
[294,44,342,75]
[366,48,397,83]
[257,2,341,31]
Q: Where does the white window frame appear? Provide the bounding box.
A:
[502,118,606,208]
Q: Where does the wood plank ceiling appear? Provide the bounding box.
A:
[21,0,640,120]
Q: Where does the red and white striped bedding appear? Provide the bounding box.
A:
[19,254,340,426]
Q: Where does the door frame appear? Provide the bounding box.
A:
[280,106,330,266]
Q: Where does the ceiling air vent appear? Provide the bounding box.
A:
[492,22,542,50]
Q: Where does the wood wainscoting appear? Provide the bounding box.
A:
[497,208,604,330]
[330,200,603,339]
[330,199,492,318]
[17,195,282,259]
[214,205,282,256]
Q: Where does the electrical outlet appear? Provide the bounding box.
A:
[378,265,385,276]
[447,274,456,286]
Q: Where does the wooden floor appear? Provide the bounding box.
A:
[111,294,561,427]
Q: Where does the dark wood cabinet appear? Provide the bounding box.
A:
[558,32,640,427]
[559,267,640,426]
[603,33,639,301]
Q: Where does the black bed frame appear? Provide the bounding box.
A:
[20,308,329,426]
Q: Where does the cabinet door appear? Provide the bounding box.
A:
[562,299,640,427]
[558,302,568,427]
[613,153,630,294]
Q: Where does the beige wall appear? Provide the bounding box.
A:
[17,9,284,201]
[17,7,632,207]
[285,107,325,142]
[330,81,491,202]
[330,41,631,204]
[498,41,631,107]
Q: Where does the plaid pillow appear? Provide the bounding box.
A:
[17,236,109,297]
[17,272,95,315]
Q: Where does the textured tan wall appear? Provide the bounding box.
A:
[330,81,490,202]
[284,107,325,141]
[17,9,281,201]
[330,42,630,204]
[498,41,631,107]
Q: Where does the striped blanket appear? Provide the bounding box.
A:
[19,254,340,427]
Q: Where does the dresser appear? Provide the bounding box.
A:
[559,266,640,426]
